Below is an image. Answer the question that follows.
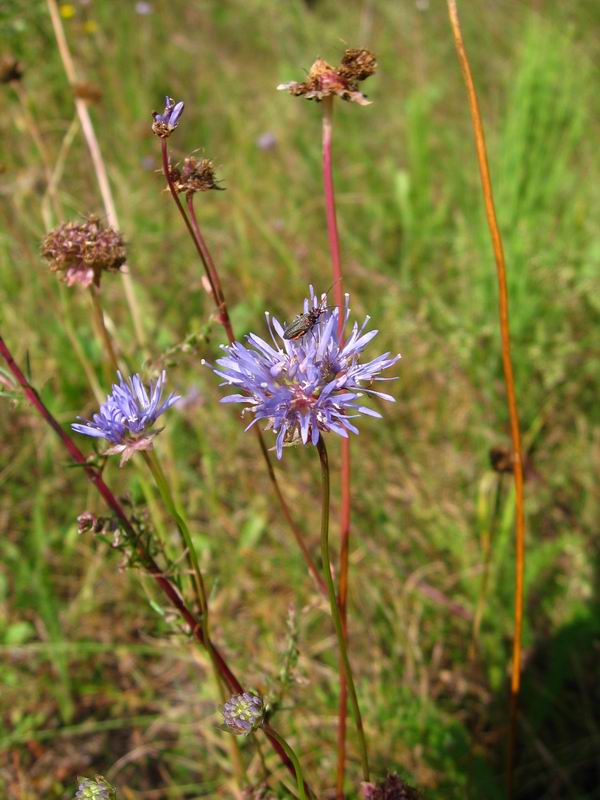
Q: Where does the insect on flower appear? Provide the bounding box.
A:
[283,284,336,340]
[207,285,401,459]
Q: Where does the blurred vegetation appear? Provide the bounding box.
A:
[0,1,599,798]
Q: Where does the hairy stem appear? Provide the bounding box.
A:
[446,2,526,795]
[0,333,312,793]
[322,94,352,798]
[316,436,369,782]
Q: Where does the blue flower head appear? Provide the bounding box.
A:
[207,287,400,458]
[75,776,116,800]
[151,95,184,137]
[72,371,180,465]
[220,692,265,736]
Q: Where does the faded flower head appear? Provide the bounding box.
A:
[207,287,400,459]
[168,156,223,197]
[75,776,116,800]
[72,371,180,465]
[41,216,126,288]
[0,55,23,84]
[152,95,184,137]
[361,773,422,800]
[220,692,265,735]
[277,48,377,106]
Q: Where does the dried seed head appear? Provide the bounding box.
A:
[41,216,126,288]
[220,692,265,735]
[361,774,422,800]
[0,55,23,84]
[73,81,103,104]
[277,48,377,106]
[169,156,223,197]
[339,48,377,81]
[75,776,116,800]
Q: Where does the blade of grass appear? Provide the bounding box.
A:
[446,3,526,795]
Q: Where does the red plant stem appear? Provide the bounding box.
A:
[322,98,345,328]
[446,3,526,797]
[159,139,327,597]
[186,196,232,338]
[0,334,312,792]
[254,424,327,596]
[160,140,234,342]
[322,95,352,799]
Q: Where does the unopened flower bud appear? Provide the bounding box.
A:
[77,512,97,533]
[75,776,116,800]
[220,692,265,735]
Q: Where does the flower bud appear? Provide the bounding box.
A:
[220,692,265,735]
[75,776,117,800]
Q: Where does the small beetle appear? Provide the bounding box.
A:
[283,293,332,340]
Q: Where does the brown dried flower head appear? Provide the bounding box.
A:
[0,55,23,84]
[42,216,126,288]
[73,81,103,104]
[361,773,422,800]
[169,156,223,197]
[277,48,377,106]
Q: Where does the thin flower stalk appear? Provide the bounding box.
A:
[11,80,61,226]
[159,138,234,341]
[0,333,312,794]
[88,285,121,379]
[322,93,352,798]
[7,92,109,404]
[263,724,308,800]
[446,2,526,795]
[159,136,326,595]
[142,448,209,629]
[142,447,246,788]
[46,0,147,352]
[317,436,369,782]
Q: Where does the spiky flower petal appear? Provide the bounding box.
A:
[72,371,180,465]
[152,95,184,137]
[207,287,400,459]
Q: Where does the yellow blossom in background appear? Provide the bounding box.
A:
[84,20,99,34]
[59,3,76,18]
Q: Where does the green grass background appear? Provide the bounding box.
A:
[1,0,599,797]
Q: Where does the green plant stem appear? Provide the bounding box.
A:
[141,449,248,785]
[88,285,120,381]
[262,725,308,800]
[316,436,369,782]
[142,449,208,623]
